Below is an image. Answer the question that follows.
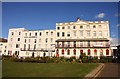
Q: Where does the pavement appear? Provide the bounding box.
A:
[84,63,120,79]
[84,63,104,79]
[96,63,120,78]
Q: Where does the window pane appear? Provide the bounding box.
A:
[87,31,90,37]
[57,32,60,37]
[51,32,53,35]
[40,32,42,36]
[73,31,76,37]
[35,32,37,36]
[105,31,108,36]
[93,25,96,28]
[67,32,70,37]
[93,31,96,36]
[57,27,60,30]
[62,27,65,29]
[73,26,76,29]
[62,42,64,47]
[99,31,102,36]
[29,33,31,36]
[62,32,65,37]
[80,31,83,36]
[46,32,48,35]
[80,26,83,29]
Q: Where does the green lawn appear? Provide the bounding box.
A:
[2,60,99,77]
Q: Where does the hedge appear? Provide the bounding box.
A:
[2,55,113,63]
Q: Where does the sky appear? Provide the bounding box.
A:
[2,2,119,38]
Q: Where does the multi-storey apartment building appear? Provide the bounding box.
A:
[7,28,56,58]
[55,18,110,59]
[7,18,111,59]
[0,38,7,56]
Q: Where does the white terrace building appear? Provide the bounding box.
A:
[0,38,7,56]
[8,28,56,58]
[7,18,111,59]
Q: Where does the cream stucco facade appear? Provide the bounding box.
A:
[55,18,111,59]
[7,28,56,58]
[7,18,111,58]
[0,41,7,56]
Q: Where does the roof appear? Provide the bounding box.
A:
[56,18,108,24]
[0,38,7,42]
[56,38,109,42]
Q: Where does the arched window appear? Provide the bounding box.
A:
[80,50,83,55]
[106,49,109,55]
[56,49,59,57]
[80,50,83,53]
[73,49,76,55]
[94,49,97,55]
[100,49,103,56]
[62,49,64,55]
[88,49,90,55]
[67,49,70,55]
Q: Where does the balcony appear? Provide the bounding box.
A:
[55,44,110,48]
[55,38,109,42]
[93,44,103,47]
[21,48,55,52]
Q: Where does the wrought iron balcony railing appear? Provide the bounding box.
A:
[55,44,110,48]
[20,48,55,52]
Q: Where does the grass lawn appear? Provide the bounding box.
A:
[2,60,99,77]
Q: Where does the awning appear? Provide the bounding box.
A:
[94,49,97,52]
[88,49,90,53]
[106,49,109,53]
[62,49,64,53]
[73,49,76,52]
[80,50,83,53]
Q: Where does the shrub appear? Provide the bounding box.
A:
[59,57,69,63]
[91,57,99,63]
[99,56,113,63]
[82,56,89,63]
[2,55,12,60]
[69,56,76,62]
[23,57,31,62]
[10,57,23,62]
